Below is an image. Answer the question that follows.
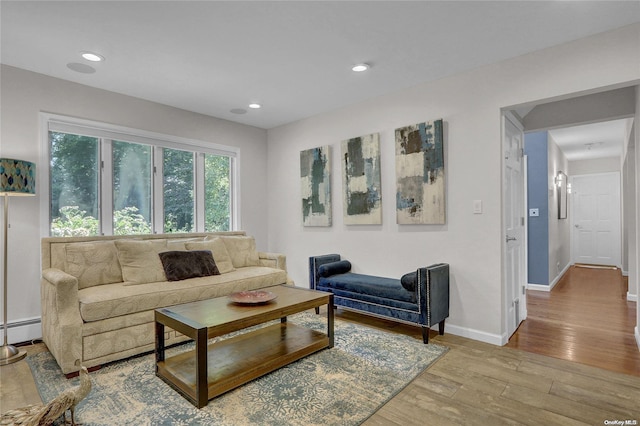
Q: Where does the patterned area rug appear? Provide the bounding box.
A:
[27,312,447,425]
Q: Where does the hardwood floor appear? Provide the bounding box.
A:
[2,270,639,424]
[506,265,640,376]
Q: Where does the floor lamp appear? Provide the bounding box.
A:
[0,158,36,365]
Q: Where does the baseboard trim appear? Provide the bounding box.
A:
[622,269,629,277]
[627,292,638,302]
[445,324,503,346]
[527,283,551,292]
[0,317,42,345]
[526,264,571,292]
[636,327,640,352]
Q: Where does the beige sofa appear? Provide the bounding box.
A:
[41,231,291,375]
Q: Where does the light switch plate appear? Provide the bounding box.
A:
[529,208,539,217]
[473,200,482,214]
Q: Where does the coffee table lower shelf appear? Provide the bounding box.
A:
[156,322,329,407]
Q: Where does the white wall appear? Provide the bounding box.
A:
[267,24,640,344]
[0,65,269,343]
[570,157,621,175]
[548,135,571,283]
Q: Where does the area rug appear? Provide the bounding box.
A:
[26,312,447,426]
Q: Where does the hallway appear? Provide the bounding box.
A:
[506,265,640,376]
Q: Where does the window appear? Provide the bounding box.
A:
[50,132,100,236]
[163,148,194,233]
[45,115,237,236]
[112,141,152,235]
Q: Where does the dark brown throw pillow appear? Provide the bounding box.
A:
[158,250,220,281]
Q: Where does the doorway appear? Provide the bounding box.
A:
[503,85,637,350]
[571,172,622,267]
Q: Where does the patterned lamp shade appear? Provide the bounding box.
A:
[0,158,36,196]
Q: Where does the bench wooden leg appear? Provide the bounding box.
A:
[421,326,430,344]
[438,319,446,335]
[314,307,320,314]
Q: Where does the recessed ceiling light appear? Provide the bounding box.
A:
[351,63,370,72]
[248,103,261,109]
[81,52,105,62]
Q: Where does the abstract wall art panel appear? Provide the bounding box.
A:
[395,119,445,224]
[341,133,382,225]
[300,145,332,226]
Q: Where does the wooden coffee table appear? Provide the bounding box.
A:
[154,285,334,408]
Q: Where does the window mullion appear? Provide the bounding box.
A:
[230,156,239,230]
[101,139,114,235]
[152,146,164,234]
[195,153,205,232]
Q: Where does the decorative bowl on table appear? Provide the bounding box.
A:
[228,290,277,305]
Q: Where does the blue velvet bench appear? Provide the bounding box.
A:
[309,254,449,343]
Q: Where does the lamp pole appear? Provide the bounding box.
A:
[0,195,26,364]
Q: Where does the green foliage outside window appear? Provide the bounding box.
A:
[205,154,231,232]
[51,206,152,237]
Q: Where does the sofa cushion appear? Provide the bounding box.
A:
[65,241,123,289]
[318,260,351,277]
[77,266,288,322]
[115,240,167,285]
[185,238,234,273]
[219,236,260,268]
[158,250,220,281]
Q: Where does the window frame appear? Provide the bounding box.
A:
[40,113,240,237]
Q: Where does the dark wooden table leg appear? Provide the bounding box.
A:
[195,327,208,408]
[155,319,165,368]
[327,295,334,348]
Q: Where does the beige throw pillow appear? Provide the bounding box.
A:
[114,240,167,284]
[65,241,123,289]
[219,236,260,268]
[185,238,235,274]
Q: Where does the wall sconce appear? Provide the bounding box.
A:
[554,171,564,188]
[556,171,568,219]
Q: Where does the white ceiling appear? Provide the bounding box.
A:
[548,119,633,162]
[1,1,639,130]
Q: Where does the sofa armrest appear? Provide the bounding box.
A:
[417,263,450,327]
[41,268,83,375]
[258,252,287,271]
[308,254,342,290]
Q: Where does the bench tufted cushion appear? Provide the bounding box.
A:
[400,271,417,293]
[318,260,352,277]
[318,272,416,303]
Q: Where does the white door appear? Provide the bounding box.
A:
[571,172,621,267]
[503,114,527,338]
